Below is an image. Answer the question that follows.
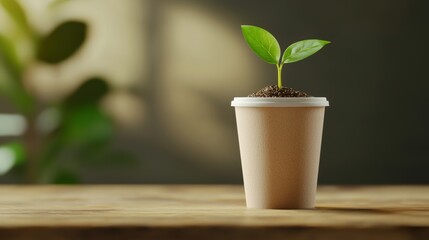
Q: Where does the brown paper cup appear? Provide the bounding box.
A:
[231,97,329,209]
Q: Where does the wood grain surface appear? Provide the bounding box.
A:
[0,185,428,240]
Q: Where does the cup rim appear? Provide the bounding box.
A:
[231,97,329,107]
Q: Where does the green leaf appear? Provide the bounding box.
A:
[63,77,110,109]
[0,0,32,36]
[0,34,34,112]
[282,39,330,64]
[0,142,25,175]
[0,34,21,75]
[6,142,26,165]
[0,65,34,112]
[61,105,113,145]
[37,21,87,64]
[241,25,280,64]
[52,169,80,184]
[39,78,112,170]
[60,78,112,145]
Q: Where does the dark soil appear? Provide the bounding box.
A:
[248,85,310,97]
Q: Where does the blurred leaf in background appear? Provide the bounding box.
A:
[52,169,80,184]
[0,142,25,175]
[37,21,87,64]
[0,33,33,113]
[60,78,112,146]
[0,0,33,38]
[0,0,137,183]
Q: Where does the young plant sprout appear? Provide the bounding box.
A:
[241,25,330,89]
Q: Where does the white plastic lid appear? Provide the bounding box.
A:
[231,97,329,107]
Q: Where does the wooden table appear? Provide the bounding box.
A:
[0,185,428,240]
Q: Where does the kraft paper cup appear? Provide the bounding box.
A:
[231,97,329,209]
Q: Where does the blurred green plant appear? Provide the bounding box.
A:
[0,0,135,183]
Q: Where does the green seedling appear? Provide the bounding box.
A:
[241,25,330,88]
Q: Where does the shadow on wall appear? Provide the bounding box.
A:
[139,1,264,183]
